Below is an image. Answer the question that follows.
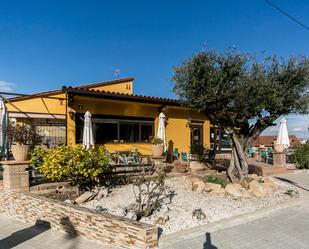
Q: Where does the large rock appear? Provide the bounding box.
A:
[191,179,205,193]
[249,180,266,197]
[192,208,206,221]
[208,187,226,197]
[204,182,222,192]
[75,191,97,204]
[155,217,166,225]
[225,184,245,198]
[263,183,277,194]
[96,187,109,200]
[190,161,206,173]
[263,177,275,186]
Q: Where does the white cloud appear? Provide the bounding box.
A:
[292,127,305,132]
[0,81,15,92]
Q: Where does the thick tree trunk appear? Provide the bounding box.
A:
[227,133,249,183]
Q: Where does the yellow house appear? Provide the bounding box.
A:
[5,77,210,155]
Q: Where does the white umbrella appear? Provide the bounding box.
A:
[82,111,94,150]
[276,118,290,149]
[0,99,8,159]
[157,112,166,151]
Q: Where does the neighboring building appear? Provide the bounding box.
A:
[251,135,302,148]
[5,77,210,155]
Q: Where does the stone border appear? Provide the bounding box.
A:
[0,190,158,249]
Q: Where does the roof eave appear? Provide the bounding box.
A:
[63,86,183,107]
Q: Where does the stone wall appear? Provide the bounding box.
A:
[0,190,158,249]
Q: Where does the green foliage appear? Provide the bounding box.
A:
[31,145,111,189]
[172,47,309,145]
[292,144,309,169]
[151,136,164,145]
[204,175,227,187]
[284,189,299,196]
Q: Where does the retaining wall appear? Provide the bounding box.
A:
[0,190,158,249]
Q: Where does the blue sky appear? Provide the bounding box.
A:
[0,0,309,138]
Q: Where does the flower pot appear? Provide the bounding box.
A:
[175,161,187,173]
[151,144,164,158]
[274,144,284,153]
[190,161,206,173]
[11,144,30,161]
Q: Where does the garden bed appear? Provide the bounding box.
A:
[35,174,299,236]
[77,175,298,235]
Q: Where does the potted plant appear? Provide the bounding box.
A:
[3,122,42,161]
[151,137,164,158]
[175,160,187,173]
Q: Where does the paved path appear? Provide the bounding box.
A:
[0,215,117,249]
[160,171,309,249]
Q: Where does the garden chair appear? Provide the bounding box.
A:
[172,148,179,160]
[180,152,189,162]
[259,150,271,164]
[123,155,140,167]
[248,147,257,157]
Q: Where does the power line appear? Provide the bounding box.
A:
[265,0,309,32]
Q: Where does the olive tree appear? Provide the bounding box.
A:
[172,48,309,183]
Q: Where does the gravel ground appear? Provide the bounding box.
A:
[82,176,298,235]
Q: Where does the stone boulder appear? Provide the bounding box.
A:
[190,161,206,173]
[192,208,206,221]
[249,180,266,197]
[225,184,250,198]
[155,217,166,225]
[75,191,97,204]
[191,179,205,193]
[204,182,222,192]
[263,177,275,186]
[208,187,226,197]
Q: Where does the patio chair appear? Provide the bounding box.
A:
[248,147,258,157]
[123,155,140,167]
[172,148,179,160]
[132,148,139,157]
[180,152,189,162]
[259,150,271,164]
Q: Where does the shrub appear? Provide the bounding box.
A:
[292,144,309,169]
[31,145,111,189]
[151,137,163,145]
[204,174,227,187]
[2,122,42,145]
[131,168,167,219]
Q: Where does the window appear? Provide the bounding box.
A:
[76,113,154,144]
[96,123,118,143]
[141,124,153,142]
[120,123,139,142]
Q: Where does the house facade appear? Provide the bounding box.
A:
[5,77,211,155]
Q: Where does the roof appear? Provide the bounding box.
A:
[7,77,135,101]
[63,86,183,106]
[251,135,302,147]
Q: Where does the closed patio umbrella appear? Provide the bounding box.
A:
[276,118,290,149]
[82,111,94,150]
[157,112,166,151]
[0,98,8,159]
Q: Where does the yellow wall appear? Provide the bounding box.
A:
[88,80,133,94]
[5,92,66,115]
[67,96,210,155]
[5,82,210,155]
